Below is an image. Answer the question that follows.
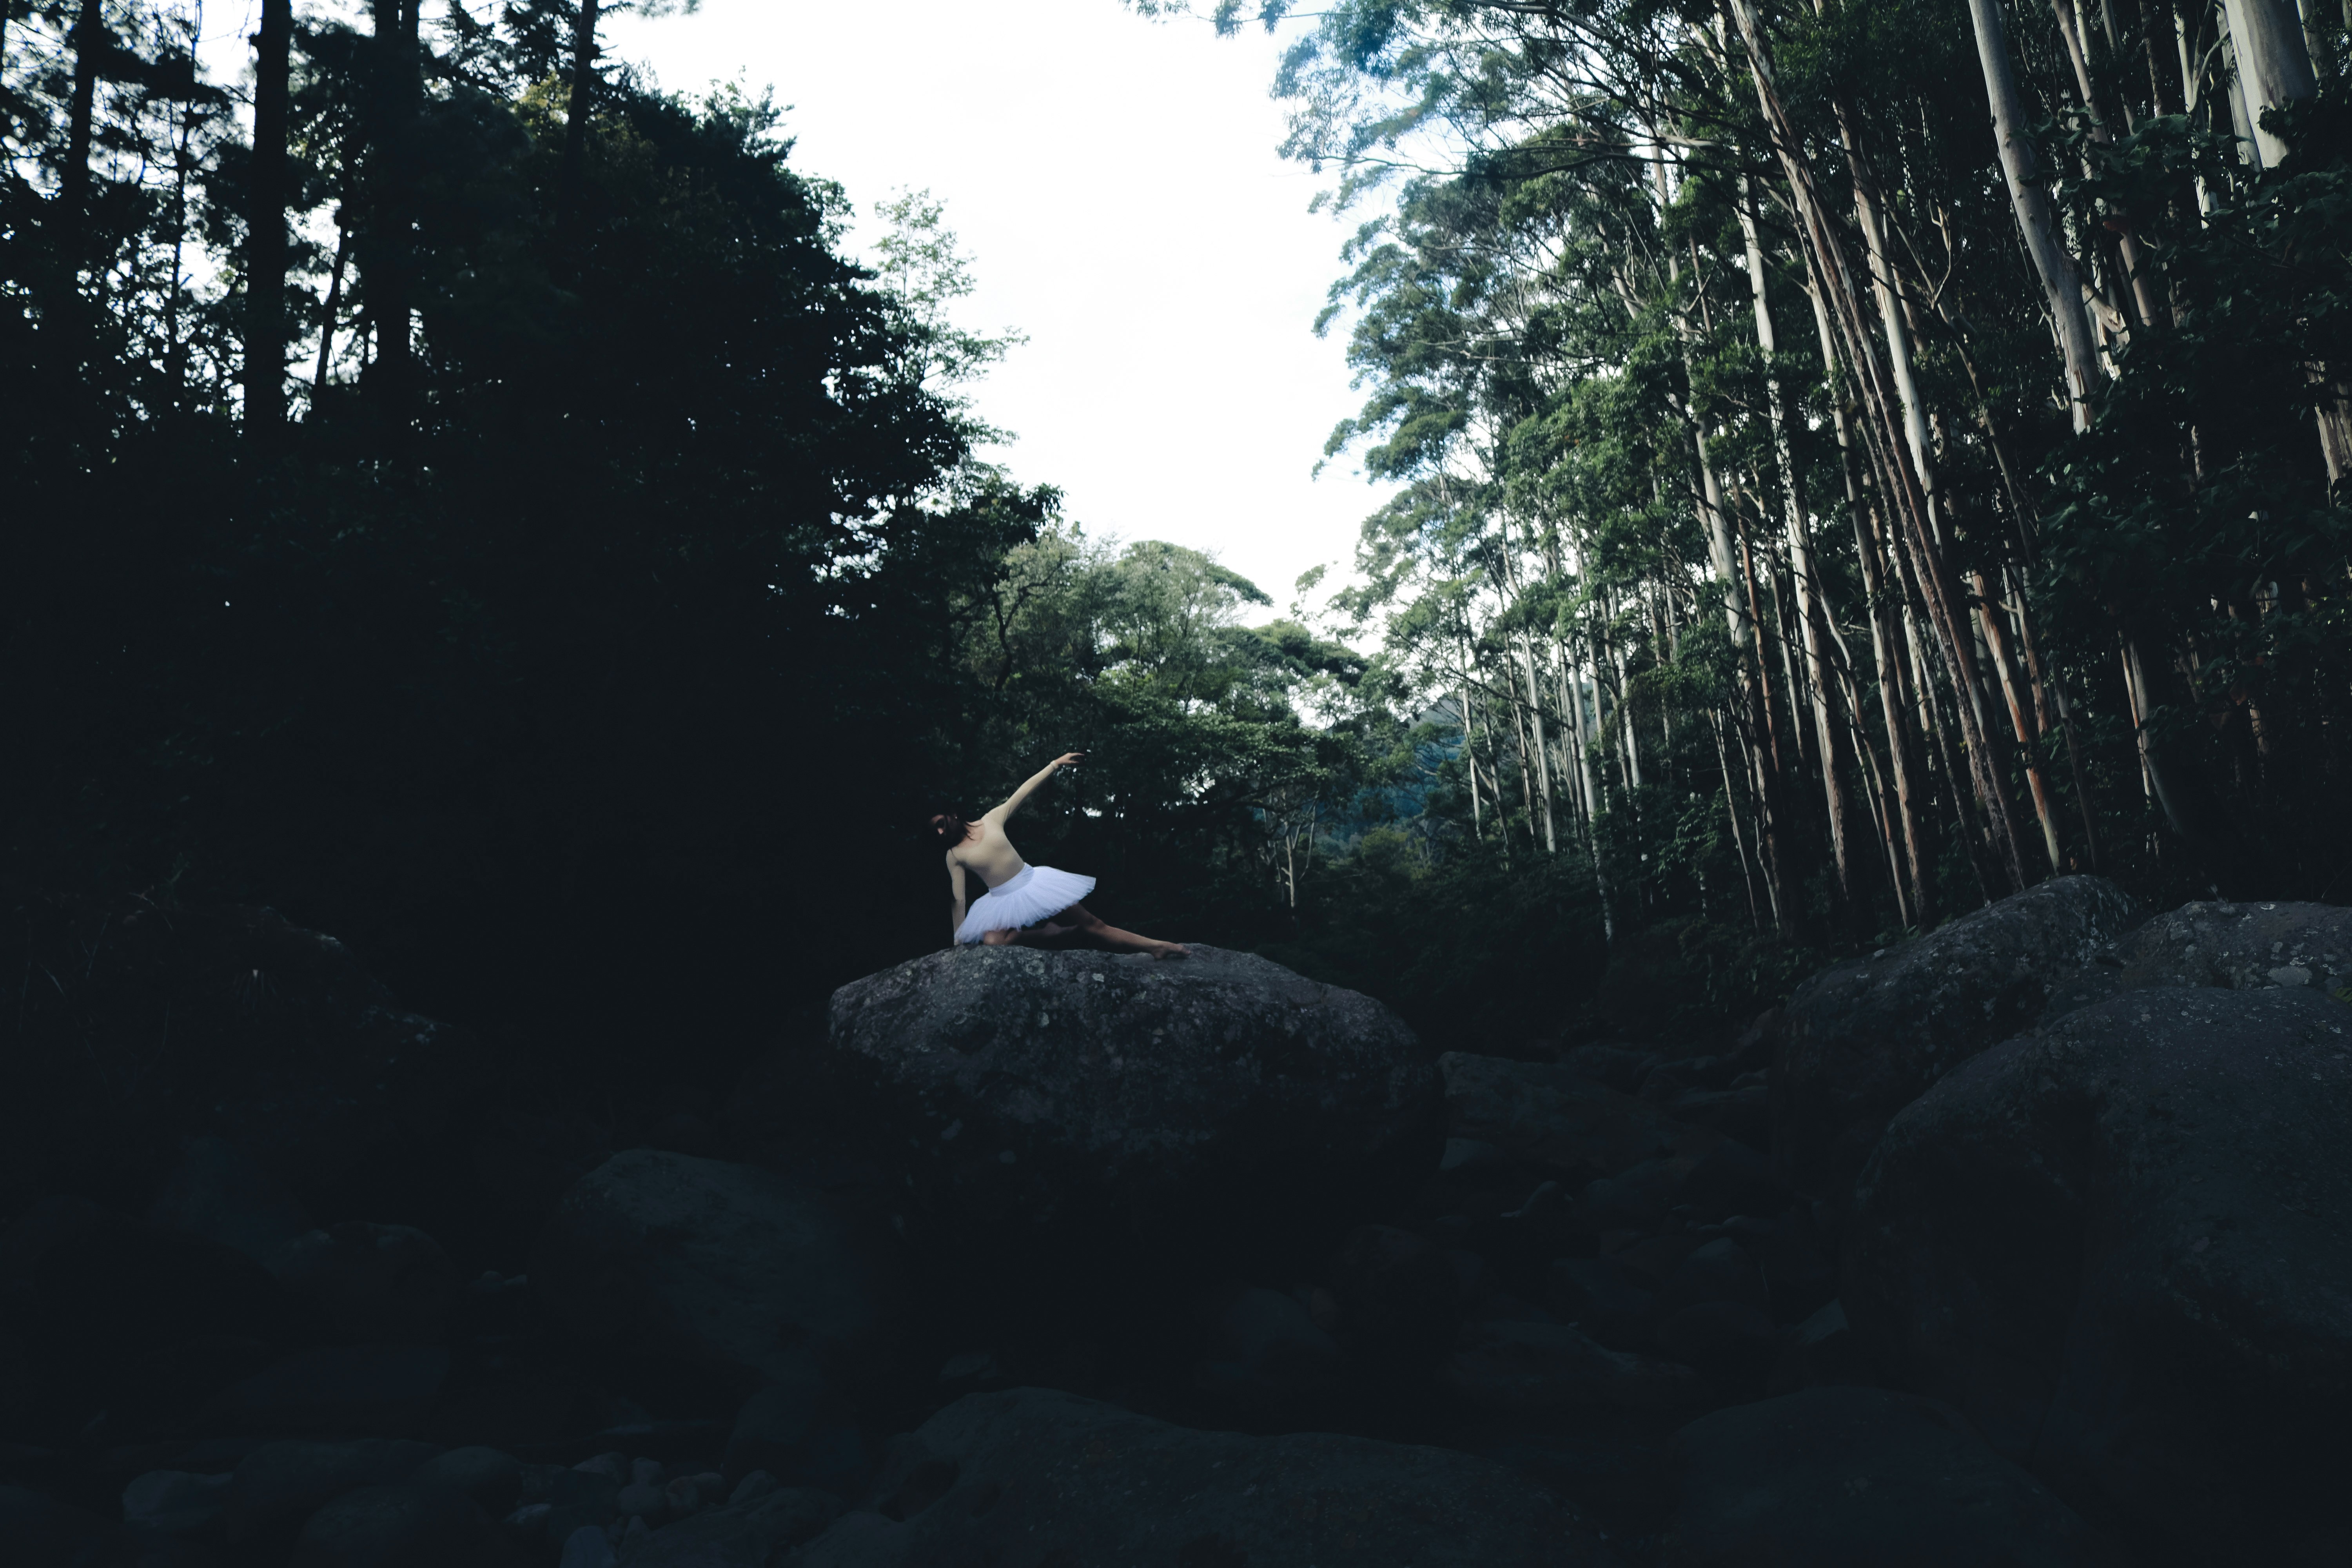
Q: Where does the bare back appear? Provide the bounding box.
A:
[946,813,1026,890]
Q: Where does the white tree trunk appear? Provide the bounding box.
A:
[2221,0,2316,167]
[1965,0,2104,432]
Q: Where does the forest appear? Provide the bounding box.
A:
[4,1,2350,1564]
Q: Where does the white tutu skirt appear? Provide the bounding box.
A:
[956,864,1095,945]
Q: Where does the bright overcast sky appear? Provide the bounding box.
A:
[600,0,1390,612]
[192,2,1390,609]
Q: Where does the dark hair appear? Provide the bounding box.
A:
[927,809,973,845]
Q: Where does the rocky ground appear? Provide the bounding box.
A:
[1,879,2346,1566]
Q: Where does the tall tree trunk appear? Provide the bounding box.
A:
[365,0,418,433]
[558,0,603,257]
[1965,0,2104,432]
[1972,570,2065,869]
[1740,187,1857,906]
[316,212,352,392]
[245,0,293,437]
[2220,0,2315,167]
[61,0,104,266]
[1804,274,1935,921]
[1519,636,1559,854]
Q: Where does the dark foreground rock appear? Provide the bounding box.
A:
[787,1386,1622,1566]
[825,946,1438,1263]
[1771,875,2138,1199]
[1662,1387,2126,1567]
[532,1150,903,1411]
[1844,987,2352,1565]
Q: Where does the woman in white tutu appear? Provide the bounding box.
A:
[932,751,1189,958]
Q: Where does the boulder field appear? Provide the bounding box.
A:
[3,879,2348,1565]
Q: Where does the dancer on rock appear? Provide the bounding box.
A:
[932,752,1189,958]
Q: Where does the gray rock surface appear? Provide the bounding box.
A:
[1771,875,2139,1198]
[532,1150,900,1408]
[2039,898,2352,1020]
[1662,1387,2126,1567]
[789,1386,1622,1566]
[826,946,1437,1252]
[1844,987,2352,1564]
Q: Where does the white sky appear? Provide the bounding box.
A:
[195,0,1396,613]
[603,0,1389,612]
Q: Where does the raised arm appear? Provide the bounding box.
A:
[946,855,968,946]
[984,751,1084,824]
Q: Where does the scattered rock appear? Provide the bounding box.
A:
[616,1485,844,1566]
[1845,986,2352,1564]
[824,946,1438,1264]
[1663,1386,2126,1567]
[791,1387,1622,1566]
[290,1481,516,1567]
[532,1150,902,1411]
[1770,875,2139,1199]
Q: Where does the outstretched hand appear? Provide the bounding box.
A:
[1051,751,1085,769]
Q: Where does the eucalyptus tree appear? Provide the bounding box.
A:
[1161,0,2350,935]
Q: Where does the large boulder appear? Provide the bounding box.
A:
[1843,987,2352,1564]
[824,946,1438,1264]
[2040,897,2352,1020]
[1662,1387,2126,1567]
[789,1386,1622,1566]
[1771,875,2138,1199]
[531,1150,902,1411]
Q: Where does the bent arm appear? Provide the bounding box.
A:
[947,857,967,945]
[987,752,1083,823]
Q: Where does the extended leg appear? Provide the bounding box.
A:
[1058,903,1188,960]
